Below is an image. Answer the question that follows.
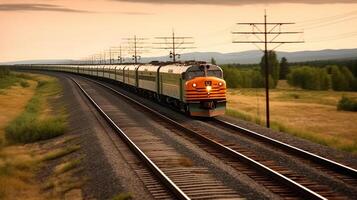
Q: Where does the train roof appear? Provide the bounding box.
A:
[160,63,222,74]
[25,63,222,74]
[137,64,160,72]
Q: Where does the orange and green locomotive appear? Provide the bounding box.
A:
[23,62,227,117]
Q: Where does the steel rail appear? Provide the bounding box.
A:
[70,77,190,200]
[81,76,327,200]
[214,119,357,178]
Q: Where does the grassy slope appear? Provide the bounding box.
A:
[0,72,68,199]
[5,77,66,143]
[226,80,357,153]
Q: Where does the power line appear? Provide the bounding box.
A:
[153,31,195,62]
[109,46,126,64]
[232,12,304,128]
[295,15,357,30]
[122,35,150,64]
[296,10,357,25]
[308,30,357,43]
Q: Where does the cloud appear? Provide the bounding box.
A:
[0,3,91,13]
[111,0,357,5]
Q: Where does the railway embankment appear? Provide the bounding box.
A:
[0,71,86,199]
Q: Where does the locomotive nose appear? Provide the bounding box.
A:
[185,77,226,101]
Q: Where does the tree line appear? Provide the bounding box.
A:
[218,51,357,91]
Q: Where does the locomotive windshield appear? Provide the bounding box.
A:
[186,70,205,80]
[186,65,223,80]
[207,70,222,78]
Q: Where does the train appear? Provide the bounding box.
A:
[19,62,227,117]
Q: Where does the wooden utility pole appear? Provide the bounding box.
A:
[109,46,124,64]
[123,35,150,64]
[154,31,195,62]
[232,12,304,128]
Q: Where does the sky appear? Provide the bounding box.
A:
[0,0,357,62]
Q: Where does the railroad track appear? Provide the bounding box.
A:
[75,75,346,200]
[69,76,244,200]
[210,119,357,186]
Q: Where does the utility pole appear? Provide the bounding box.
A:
[154,31,195,62]
[109,48,112,64]
[102,51,106,64]
[119,45,123,63]
[232,12,303,128]
[108,46,124,64]
[122,35,150,64]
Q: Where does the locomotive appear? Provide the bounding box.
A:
[23,62,227,117]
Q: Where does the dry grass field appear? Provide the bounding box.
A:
[0,79,36,142]
[0,74,43,199]
[226,80,357,153]
[0,72,74,200]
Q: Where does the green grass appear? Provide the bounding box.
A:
[5,116,66,143]
[0,67,10,78]
[5,78,66,143]
[0,74,20,89]
[0,68,35,90]
[42,145,81,161]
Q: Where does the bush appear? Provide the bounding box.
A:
[5,114,66,143]
[20,80,30,88]
[37,80,47,88]
[337,96,357,112]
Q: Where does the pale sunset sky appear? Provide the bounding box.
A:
[0,0,357,62]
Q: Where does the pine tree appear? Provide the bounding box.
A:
[340,66,354,90]
[260,50,279,88]
[331,66,349,91]
[279,57,289,80]
[211,57,217,65]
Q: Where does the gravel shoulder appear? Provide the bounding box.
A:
[37,71,155,200]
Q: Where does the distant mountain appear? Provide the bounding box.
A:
[2,48,357,65]
[142,48,357,64]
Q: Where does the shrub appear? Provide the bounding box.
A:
[37,80,47,88]
[5,116,66,143]
[20,80,30,88]
[337,96,357,112]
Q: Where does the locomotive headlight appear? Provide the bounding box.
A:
[218,82,223,86]
[192,83,197,88]
[206,85,212,92]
